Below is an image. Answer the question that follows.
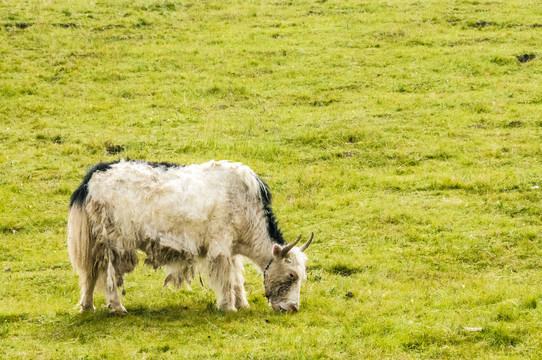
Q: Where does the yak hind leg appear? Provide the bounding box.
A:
[104,262,126,314]
[207,249,236,312]
[78,270,97,312]
[99,249,127,314]
[232,255,249,310]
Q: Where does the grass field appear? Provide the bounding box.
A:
[1,0,541,358]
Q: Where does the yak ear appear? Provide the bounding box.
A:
[272,244,282,259]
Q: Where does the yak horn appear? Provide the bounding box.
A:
[300,232,314,252]
[281,234,303,256]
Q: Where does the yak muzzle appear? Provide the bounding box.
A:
[272,301,299,312]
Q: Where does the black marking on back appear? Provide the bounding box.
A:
[70,161,119,208]
[257,177,285,245]
[69,159,183,208]
[146,161,184,170]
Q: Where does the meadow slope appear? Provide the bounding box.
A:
[1,0,541,358]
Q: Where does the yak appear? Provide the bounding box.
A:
[68,159,313,313]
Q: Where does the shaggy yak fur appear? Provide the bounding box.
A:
[68,160,313,313]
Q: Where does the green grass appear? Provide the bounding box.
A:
[1,0,541,358]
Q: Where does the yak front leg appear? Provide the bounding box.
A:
[232,255,249,310]
[207,249,236,312]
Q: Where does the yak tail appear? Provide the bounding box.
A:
[67,203,95,280]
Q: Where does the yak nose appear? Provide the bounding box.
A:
[276,301,299,312]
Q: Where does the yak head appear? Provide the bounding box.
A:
[263,233,313,312]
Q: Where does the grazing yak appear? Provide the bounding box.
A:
[68,159,313,313]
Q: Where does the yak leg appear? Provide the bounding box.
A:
[207,248,236,312]
[88,203,127,314]
[232,255,249,309]
[104,250,127,314]
[78,271,97,312]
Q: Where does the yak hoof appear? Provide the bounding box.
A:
[236,300,250,310]
[107,304,127,314]
[218,304,237,312]
[79,304,95,313]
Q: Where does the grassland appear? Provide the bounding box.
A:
[1,0,541,358]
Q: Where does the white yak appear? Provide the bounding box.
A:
[68,160,313,313]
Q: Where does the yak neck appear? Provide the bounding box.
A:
[235,228,279,272]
